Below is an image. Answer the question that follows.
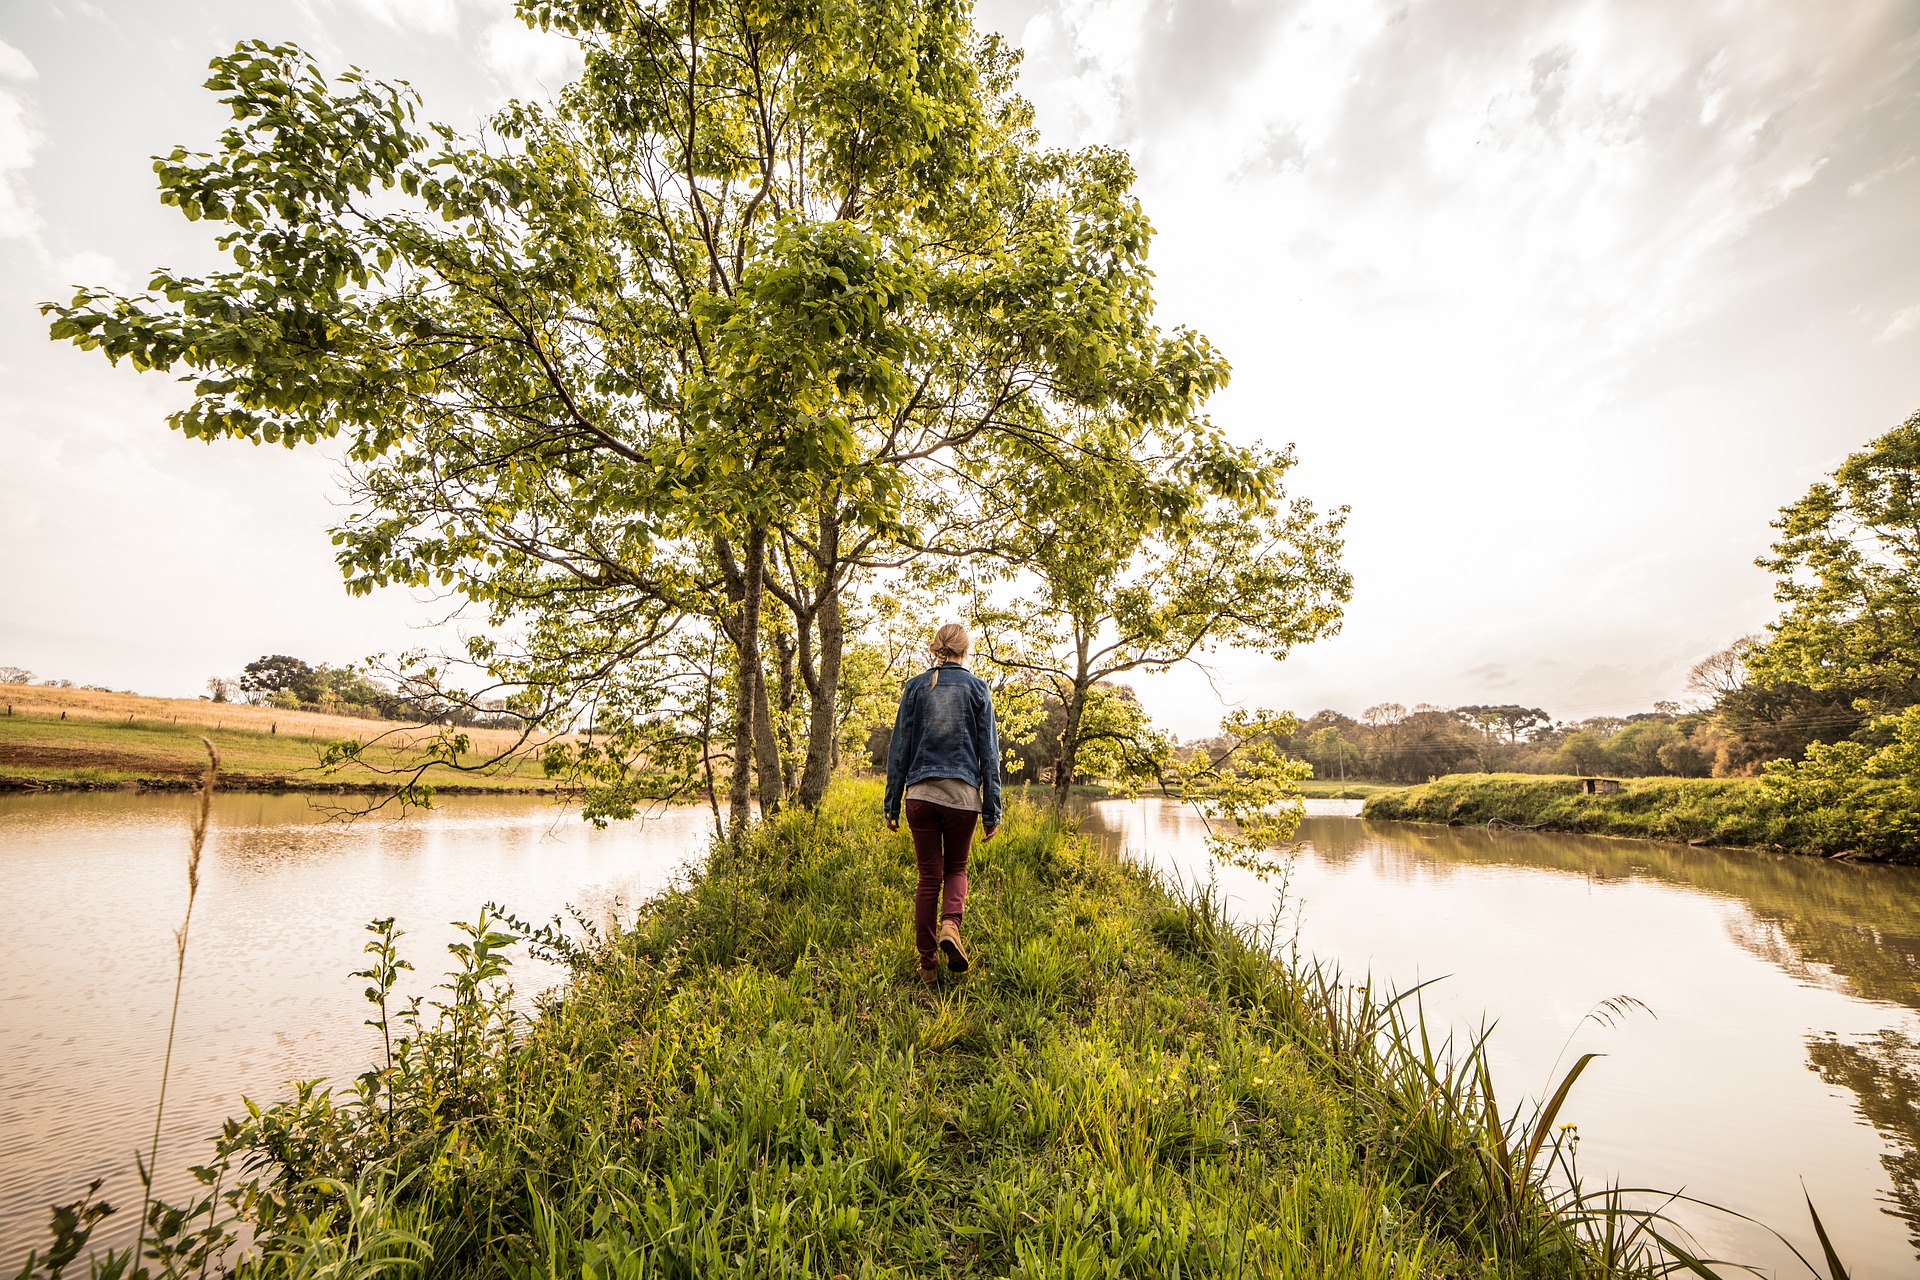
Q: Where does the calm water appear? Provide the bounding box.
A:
[1082,799,1920,1279]
[1,792,713,1263]
[3,793,1917,1277]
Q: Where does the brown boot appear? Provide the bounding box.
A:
[938,918,970,973]
[917,964,939,988]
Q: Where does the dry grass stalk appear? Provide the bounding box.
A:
[136,737,219,1261]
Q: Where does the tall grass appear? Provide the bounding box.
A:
[15,779,1850,1278]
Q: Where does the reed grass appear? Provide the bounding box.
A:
[15,779,1850,1279]
[135,740,218,1261]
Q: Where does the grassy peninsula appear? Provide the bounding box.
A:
[1364,773,1916,863]
[53,781,1711,1280]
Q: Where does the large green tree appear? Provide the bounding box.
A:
[970,422,1349,812]
[1747,413,1920,853]
[47,0,1225,833]
[1748,412,1920,714]
[1457,704,1549,745]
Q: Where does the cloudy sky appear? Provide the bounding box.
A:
[2,0,1917,737]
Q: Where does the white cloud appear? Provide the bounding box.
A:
[1848,152,1916,196]
[477,14,581,100]
[52,249,126,293]
[52,1,114,27]
[1017,0,1910,376]
[350,0,461,37]
[0,37,36,82]
[1875,303,1920,344]
[0,39,42,242]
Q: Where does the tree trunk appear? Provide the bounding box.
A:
[773,623,800,797]
[701,636,723,839]
[752,650,784,818]
[1053,684,1087,814]
[718,528,771,838]
[797,503,842,809]
[1052,629,1093,814]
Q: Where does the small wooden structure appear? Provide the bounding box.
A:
[1578,778,1622,795]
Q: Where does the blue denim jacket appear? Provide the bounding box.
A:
[883,663,1002,829]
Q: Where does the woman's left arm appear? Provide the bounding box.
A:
[883,681,918,829]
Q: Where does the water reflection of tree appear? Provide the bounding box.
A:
[1808,1030,1920,1253]
[1328,815,1920,1260]
[1084,813,1920,1014]
[1335,821,1920,1013]
[1086,807,1920,1258]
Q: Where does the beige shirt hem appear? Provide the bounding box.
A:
[904,777,982,812]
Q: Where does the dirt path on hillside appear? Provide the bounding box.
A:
[0,741,203,775]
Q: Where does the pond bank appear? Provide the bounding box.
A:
[1363,772,1916,863]
[0,707,560,793]
[35,781,1730,1278]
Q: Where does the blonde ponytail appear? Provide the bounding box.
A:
[928,623,970,685]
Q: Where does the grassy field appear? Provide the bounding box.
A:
[0,689,556,792]
[1363,772,1914,862]
[59,780,1729,1279]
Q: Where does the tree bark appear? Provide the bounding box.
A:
[701,636,724,839]
[717,527,772,837]
[797,502,843,809]
[772,620,800,797]
[1052,628,1092,814]
[752,647,784,818]
[1053,685,1086,814]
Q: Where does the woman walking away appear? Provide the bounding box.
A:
[884,623,1001,987]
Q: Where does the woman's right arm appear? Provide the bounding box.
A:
[976,682,1002,837]
[882,682,916,828]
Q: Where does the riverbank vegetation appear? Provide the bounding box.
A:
[1363,773,1917,863]
[23,783,1749,1278]
[1235,704,1715,787]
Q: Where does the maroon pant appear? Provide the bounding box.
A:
[904,798,975,968]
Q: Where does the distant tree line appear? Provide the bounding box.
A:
[1247,412,1920,832]
[0,666,126,694]
[1190,622,1900,790]
[1219,702,1711,785]
[211,655,525,729]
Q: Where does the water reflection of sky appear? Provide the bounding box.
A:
[1081,800,1920,1280]
[0,792,712,1264]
